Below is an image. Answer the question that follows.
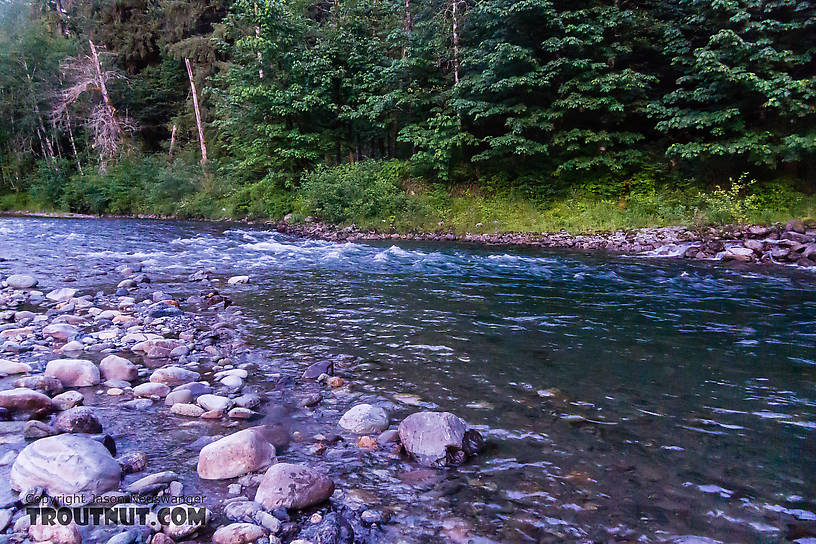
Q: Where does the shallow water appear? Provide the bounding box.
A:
[1,217,815,543]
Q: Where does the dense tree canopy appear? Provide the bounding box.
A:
[0,0,813,216]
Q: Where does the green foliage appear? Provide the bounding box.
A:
[298,161,407,223]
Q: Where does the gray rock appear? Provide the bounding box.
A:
[173,381,211,398]
[398,411,468,467]
[164,389,193,406]
[254,463,334,510]
[126,470,178,493]
[150,366,200,386]
[42,323,81,341]
[338,404,388,434]
[6,274,37,289]
[45,358,101,387]
[13,375,64,396]
[10,434,121,504]
[53,406,102,434]
[197,394,231,412]
[171,403,205,417]
[197,428,276,480]
[0,388,54,416]
[224,500,263,522]
[117,451,148,474]
[46,288,77,302]
[52,391,84,411]
[24,420,56,439]
[212,523,266,544]
[100,355,139,381]
[133,382,170,398]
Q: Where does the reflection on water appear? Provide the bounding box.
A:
[1,217,815,543]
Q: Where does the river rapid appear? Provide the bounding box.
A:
[1,216,815,544]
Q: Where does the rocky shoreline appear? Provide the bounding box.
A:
[4,211,816,269]
[0,267,484,544]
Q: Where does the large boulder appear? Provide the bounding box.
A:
[0,388,53,416]
[197,429,276,480]
[6,274,37,289]
[150,366,200,387]
[398,411,483,467]
[254,463,334,510]
[45,359,101,387]
[10,434,121,503]
[338,404,388,434]
[100,355,139,381]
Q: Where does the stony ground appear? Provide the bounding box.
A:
[0,267,483,544]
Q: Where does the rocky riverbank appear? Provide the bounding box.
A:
[0,268,484,544]
[273,218,816,268]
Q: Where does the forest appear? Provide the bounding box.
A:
[0,0,814,232]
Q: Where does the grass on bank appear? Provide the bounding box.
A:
[1,156,814,234]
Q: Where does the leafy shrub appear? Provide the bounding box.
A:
[299,160,407,223]
[696,175,759,224]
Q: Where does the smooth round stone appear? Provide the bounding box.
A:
[14,375,64,396]
[53,406,102,433]
[220,375,243,388]
[339,404,389,434]
[165,389,194,406]
[197,394,231,412]
[42,324,80,342]
[46,288,77,302]
[45,359,101,387]
[10,434,121,503]
[61,340,85,352]
[228,408,254,420]
[254,463,334,510]
[149,366,200,386]
[212,523,266,544]
[52,391,84,411]
[170,403,205,417]
[197,429,276,480]
[100,355,139,381]
[0,388,54,416]
[133,382,170,398]
[6,274,37,289]
[398,411,469,467]
[107,388,124,396]
[0,359,32,375]
[173,382,211,398]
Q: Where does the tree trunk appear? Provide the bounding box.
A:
[185,58,208,165]
[169,124,177,159]
[65,110,83,174]
[402,0,412,58]
[451,0,460,85]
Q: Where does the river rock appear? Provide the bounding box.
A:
[133,382,170,398]
[161,505,210,540]
[171,403,205,417]
[42,324,80,341]
[399,411,478,467]
[24,420,56,439]
[117,451,148,474]
[0,388,53,415]
[224,500,263,522]
[6,274,37,289]
[46,288,77,302]
[339,404,388,434]
[173,381,211,398]
[164,389,193,406]
[125,470,178,493]
[53,406,102,433]
[212,523,266,544]
[132,338,184,359]
[254,463,334,510]
[150,366,200,386]
[303,360,333,380]
[10,434,121,502]
[220,374,243,388]
[197,428,276,480]
[52,390,84,410]
[0,359,31,375]
[100,355,139,381]
[45,358,101,387]
[227,276,250,285]
[197,394,231,412]
[29,522,82,544]
[14,375,64,396]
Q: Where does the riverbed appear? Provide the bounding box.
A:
[1,216,815,543]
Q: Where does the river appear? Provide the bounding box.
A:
[1,216,815,543]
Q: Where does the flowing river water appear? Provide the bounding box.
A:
[1,217,815,543]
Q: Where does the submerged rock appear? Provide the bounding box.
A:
[10,434,121,503]
[398,411,484,467]
[254,463,334,510]
[197,428,276,480]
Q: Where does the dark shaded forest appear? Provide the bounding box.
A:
[1,0,814,231]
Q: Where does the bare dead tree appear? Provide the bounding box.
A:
[53,40,134,171]
[185,58,207,165]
